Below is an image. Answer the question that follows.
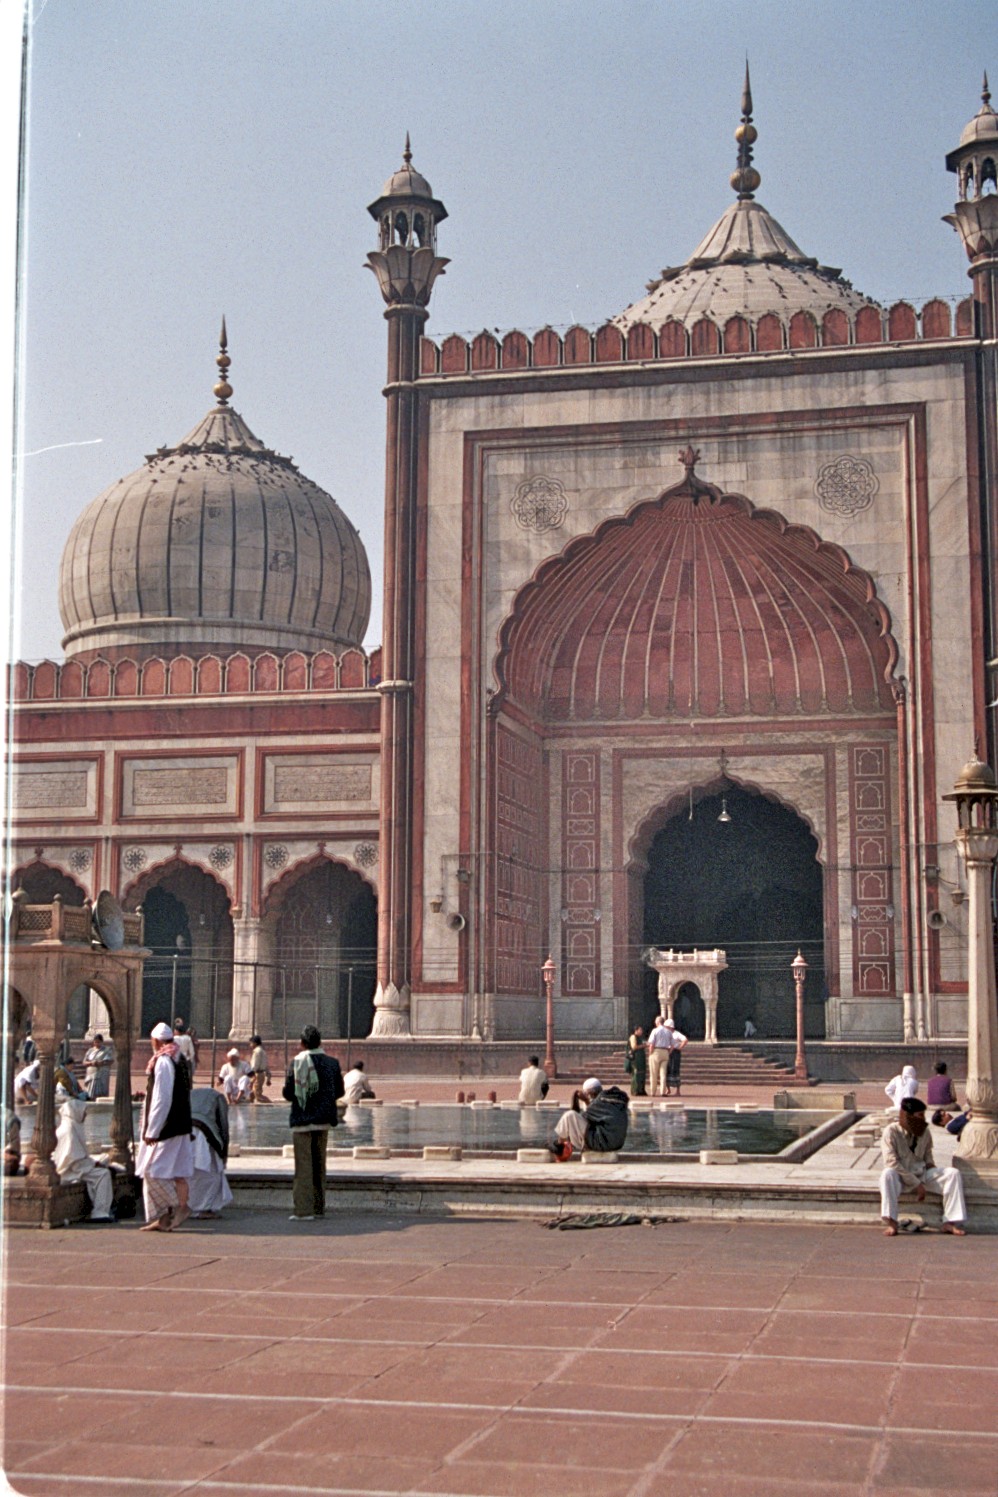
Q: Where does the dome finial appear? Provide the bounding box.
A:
[730,60,761,201]
[213,316,233,407]
[984,71,991,108]
[403,131,412,168]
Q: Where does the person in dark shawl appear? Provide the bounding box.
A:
[189,1086,233,1217]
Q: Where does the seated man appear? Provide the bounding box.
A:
[342,1060,376,1105]
[3,1105,21,1176]
[14,1059,39,1105]
[53,1094,115,1222]
[518,1055,549,1106]
[880,1096,967,1236]
[552,1077,629,1160]
[218,1049,252,1103]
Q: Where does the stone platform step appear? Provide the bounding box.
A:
[556,1044,801,1088]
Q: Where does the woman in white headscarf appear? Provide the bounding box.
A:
[885,1065,918,1110]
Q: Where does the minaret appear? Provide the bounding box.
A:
[366,140,448,1037]
[945,77,998,766]
[944,74,998,334]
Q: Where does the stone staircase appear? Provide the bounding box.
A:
[556,1042,801,1088]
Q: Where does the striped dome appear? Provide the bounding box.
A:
[59,403,371,660]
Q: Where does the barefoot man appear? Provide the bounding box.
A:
[136,1021,194,1233]
[880,1096,967,1237]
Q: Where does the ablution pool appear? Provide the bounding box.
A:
[31,1100,849,1160]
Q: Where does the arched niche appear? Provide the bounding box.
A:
[263,855,377,1041]
[124,858,233,1036]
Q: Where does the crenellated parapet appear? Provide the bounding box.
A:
[419,298,974,377]
[9,646,383,702]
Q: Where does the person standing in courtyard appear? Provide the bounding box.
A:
[880,1097,967,1236]
[661,1018,688,1095]
[83,1034,114,1100]
[173,1019,197,1078]
[136,1021,194,1233]
[627,1026,647,1096]
[283,1025,343,1221]
[885,1064,918,1110]
[647,1016,671,1096]
[248,1035,272,1103]
[518,1055,549,1105]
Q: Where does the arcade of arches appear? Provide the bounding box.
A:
[123,856,376,1042]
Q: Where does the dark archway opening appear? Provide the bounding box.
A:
[641,785,825,1039]
[132,868,233,1036]
[273,861,377,1041]
[13,864,92,1034]
[673,982,706,1040]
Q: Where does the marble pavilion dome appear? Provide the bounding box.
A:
[615,70,880,333]
[58,333,371,662]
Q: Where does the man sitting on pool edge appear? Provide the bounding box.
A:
[880,1096,967,1236]
[551,1077,629,1161]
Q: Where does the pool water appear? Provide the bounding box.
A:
[30,1101,834,1158]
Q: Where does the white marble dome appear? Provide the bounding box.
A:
[59,400,371,661]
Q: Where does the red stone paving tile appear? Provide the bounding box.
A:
[888,1367,998,1434]
[703,1358,894,1426]
[204,1449,441,1490]
[266,1401,495,1460]
[660,1421,877,1482]
[551,1348,727,1391]
[233,1336,412,1379]
[386,1265,555,1299]
[520,1382,711,1418]
[95,1393,313,1448]
[515,1270,663,1304]
[752,1310,910,1358]
[604,1306,769,1354]
[13,1435,246,1482]
[653,1271,795,1307]
[779,1279,921,1313]
[640,1476,869,1497]
[903,1319,998,1368]
[872,1434,998,1491]
[2,1327,128,1368]
[369,1342,566,1384]
[450,1316,602,1350]
[9,1477,193,1496]
[2,1389,148,1445]
[305,1316,435,1345]
[414,1459,637,1496]
[466,1411,676,1469]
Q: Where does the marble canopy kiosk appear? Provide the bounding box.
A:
[4,892,147,1226]
[645,948,729,1045]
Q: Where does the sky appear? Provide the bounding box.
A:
[10,0,998,662]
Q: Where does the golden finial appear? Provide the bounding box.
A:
[403,132,412,168]
[213,316,233,406]
[984,71,992,109]
[731,60,761,201]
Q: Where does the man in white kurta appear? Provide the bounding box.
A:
[54,1094,114,1221]
[518,1056,549,1105]
[219,1050,252,1103]
[135,1022,194,1232]
[880,1097,967,1236]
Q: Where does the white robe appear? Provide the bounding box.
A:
[188,1130,234,1214]
[54,1098,114,1219]
[135,1053,193,1180]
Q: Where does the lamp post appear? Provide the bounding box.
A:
[542,953,557,1079]
[791,949,808,1083]
[943,757,998,1170]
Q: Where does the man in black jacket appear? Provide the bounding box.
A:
[283,1026,344,1220]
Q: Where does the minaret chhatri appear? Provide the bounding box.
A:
[945,75,998,766]
[366,139,449,1037]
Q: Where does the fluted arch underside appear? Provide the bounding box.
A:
[497,487,898,721]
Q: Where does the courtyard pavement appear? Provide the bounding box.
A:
[4,1206,998,1497]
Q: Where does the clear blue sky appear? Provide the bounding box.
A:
[12,0,998,661]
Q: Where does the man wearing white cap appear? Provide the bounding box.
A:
[136,1022,194,1232]
[552,1077,629,1160]
[218,1048,252,1103]
[661,1018,688,1096]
